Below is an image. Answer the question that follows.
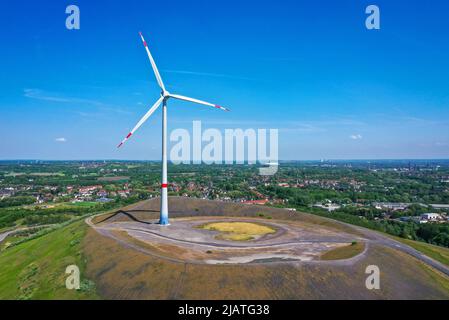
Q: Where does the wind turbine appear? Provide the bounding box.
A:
[117,32,229,226]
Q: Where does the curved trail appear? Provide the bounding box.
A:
[302,213,449,276]
[0,230,16,243]
[353,224,449,276]
[85,215,369,266]
[85,214,449,275]
[0,224,55,244]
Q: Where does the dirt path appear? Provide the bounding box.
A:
[86,216,368,265]
[85,213,449,276]
[0,224,54,244]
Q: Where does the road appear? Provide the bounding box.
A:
[356,225,449,276]
[0,225,55,244]
[314,214,449,277]
[0,230,16,243]
[86,216,367,265]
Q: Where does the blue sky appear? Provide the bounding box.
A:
[0,0,449,160]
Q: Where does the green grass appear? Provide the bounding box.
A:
[1,227,49,251]
[1,234,28,251]
[320,242,365,261]
[5,172,65,177]
[69,202,98,207]
[98,176,130,182]
[0,220,98,299]
[0,226,13,233]
[389,236,449,267]
[21,201,99,210]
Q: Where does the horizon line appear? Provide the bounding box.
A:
[1,158,449,162]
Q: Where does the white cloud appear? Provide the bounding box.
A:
[24,88,132,115]
[55,137,67,143]
[350,134,363,140]
[162,69,258,81]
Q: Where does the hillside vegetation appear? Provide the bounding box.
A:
[390,235,449,267]
[0,220,98,299]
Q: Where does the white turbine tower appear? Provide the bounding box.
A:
[117,32,229,226]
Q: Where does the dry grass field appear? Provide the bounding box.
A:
[198,221,276,241]
[83,226,449,299]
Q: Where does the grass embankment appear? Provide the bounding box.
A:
[320,242,365,261]
[199,221,276,241]
[0,220,98,299]
[387,235,449,267]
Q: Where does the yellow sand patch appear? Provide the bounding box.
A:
[199,222,276,241]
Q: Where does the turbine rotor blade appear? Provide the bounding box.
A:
[139,32,165,92]
[169,93,230,112]
[117,96,164,148]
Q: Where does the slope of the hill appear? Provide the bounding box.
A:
[0,220,98,299]
[85,197,449,299]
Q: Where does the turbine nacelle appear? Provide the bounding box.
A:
[162,90,170,99]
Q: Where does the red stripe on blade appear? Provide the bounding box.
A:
[143,41,147,47]
[161,183,168,188]
[126,133,132,139]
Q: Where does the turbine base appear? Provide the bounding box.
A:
[159,217,170,226]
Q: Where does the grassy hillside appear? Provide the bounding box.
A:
[320,242,365,261]
[389,235,449,267]
[0,220,98,299]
